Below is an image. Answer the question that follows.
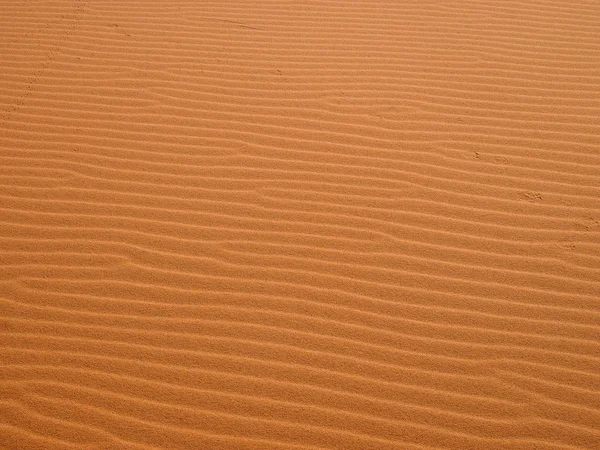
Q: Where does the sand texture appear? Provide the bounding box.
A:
[1,0,600,449]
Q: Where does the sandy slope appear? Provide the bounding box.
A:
[1,0,599,448]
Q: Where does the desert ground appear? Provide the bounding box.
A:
[1,0,599,449]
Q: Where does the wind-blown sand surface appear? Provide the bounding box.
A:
[1,0,599,448]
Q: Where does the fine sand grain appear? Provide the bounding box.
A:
[1,1,600,449]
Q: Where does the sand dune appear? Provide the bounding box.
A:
[1,0,599,448]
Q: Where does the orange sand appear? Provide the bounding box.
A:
[1,1,599,449]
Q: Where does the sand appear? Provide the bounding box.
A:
[0,0,599,448]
